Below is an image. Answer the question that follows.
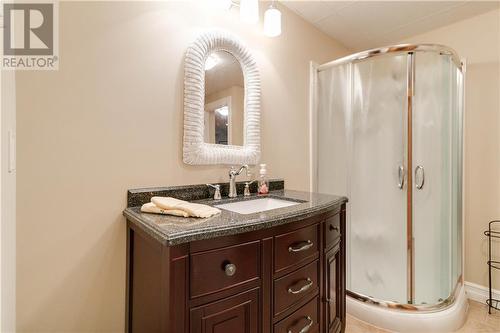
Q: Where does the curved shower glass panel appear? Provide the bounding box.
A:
[413,52,457,305]
[350,55,408,304]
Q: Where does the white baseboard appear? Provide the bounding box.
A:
[465,281,500,304]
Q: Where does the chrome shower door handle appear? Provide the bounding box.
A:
[415,165,425,189]
[398,165,405,189]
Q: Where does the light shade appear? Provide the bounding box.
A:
[240,0,259,24]
[264,6,282,37]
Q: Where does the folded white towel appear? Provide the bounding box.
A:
[150,197,186,209]
[140,197,221,218]
[140,202,190,217]
[151,196,221,218]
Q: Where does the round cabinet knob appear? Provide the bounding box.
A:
[224,263,237,277]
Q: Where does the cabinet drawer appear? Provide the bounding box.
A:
[273,260,319,316]
[274,296,319,333]
[190,241,260,298]
[324,214,340,249]
[274,224,319,273]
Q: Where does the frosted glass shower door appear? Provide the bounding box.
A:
[317,64,350,197]
[413,53,459,304]
[349,55,408,303]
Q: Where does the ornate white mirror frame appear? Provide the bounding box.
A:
[183,30,261,165]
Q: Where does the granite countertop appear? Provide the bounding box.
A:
[123,186,347,246]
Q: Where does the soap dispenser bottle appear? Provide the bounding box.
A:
[258,164,269,195]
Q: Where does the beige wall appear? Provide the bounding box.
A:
[402,8,500,290]
[1,66,17,333]
[15,1,348,331]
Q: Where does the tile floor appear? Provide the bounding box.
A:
[346,300,500,333]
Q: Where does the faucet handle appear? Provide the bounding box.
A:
[244,180,256,196]
[206,184,222,200]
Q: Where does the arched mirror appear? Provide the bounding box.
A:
[183,30,261,165]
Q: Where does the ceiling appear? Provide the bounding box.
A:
[281,1,499,51]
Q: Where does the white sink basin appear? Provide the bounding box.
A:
[215,197,301,215]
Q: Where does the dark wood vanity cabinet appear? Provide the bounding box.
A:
[126,204,346,333]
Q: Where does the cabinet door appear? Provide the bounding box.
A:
[325,244,342,333]
[190,288,259,333]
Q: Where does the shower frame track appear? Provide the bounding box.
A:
[317,44,463,72]
[346,275,463,312]
[406,52,415,304]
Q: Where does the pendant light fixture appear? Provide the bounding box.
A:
[264,1,282,37]
[211,0,282,37]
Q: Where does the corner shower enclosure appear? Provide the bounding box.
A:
[313,44,464,330]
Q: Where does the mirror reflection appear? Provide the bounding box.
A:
[204,51,244,146]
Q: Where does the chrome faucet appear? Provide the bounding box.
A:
[229,165,249,198]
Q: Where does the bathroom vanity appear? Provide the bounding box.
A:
[123,180,347,333]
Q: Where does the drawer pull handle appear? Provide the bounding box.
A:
[329,224,339,232]
[288,240,313,253]
[224,263,236,277]
[288,278,313,295]
[287,316,313,333]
